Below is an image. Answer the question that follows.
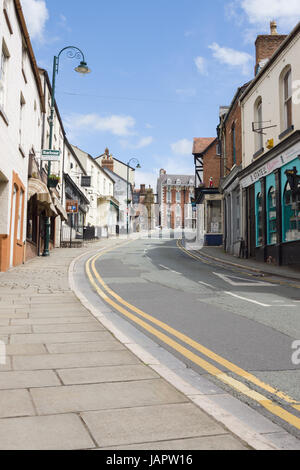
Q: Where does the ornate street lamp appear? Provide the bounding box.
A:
[127,158,141,235]
[43,46,91,256]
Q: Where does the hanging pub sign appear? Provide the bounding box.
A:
[81,176,92,187]
[285,167,300,195]
[66,200,79,214]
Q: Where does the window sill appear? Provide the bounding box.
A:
[19,145,26,159]
[253,148,264,160]
[0,106,9,126]
[279,126,294,140]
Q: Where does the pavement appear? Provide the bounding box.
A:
[0,239,250,451]
[198,246,300,282]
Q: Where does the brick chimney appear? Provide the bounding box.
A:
[255,21,287,75]
[101,148,114,172]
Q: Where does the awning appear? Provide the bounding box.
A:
[51,193,68,222]
[28,178,57,217]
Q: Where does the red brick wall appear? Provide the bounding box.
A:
[203,142,221,188]
[224,101,242,175]
[255,35,286,69]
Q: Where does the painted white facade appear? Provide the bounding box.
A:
[72,145,115,228]
[0,0,44,269]
[241,28,300,169]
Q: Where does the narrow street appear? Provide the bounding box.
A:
[81,237,300,439]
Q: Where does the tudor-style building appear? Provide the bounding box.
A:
[193,138,223,246]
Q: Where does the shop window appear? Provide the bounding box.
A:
[256,192,263,246]
[267,187,277,245]
[283,183,300,242]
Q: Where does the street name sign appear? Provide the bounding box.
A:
[41,150,61,161]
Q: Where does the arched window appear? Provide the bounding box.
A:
[255,98,263,152]
[176,179,181,186]
[267,187,276,245]
[283,68,292,130]
[283,182,300,242]
[256,192,263,246]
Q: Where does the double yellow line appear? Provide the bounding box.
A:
[86,241,300,431]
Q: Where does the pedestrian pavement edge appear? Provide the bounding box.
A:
[68,248,300,451]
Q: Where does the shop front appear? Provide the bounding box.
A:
[241,134,300,266]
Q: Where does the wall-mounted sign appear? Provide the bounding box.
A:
[41,150,61,161]
[66,200,79,214]
[81,176,91,187]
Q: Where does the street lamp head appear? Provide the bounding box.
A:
[75,61,91,74]
[136,163,142,169]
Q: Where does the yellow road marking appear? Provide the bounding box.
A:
[177,239,300,289]
[89,248,298,407]
[85,243,300,431]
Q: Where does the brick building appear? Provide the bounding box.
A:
[218,83,249,255]
[157,170,195,229]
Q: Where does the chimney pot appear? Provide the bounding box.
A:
[270,20,278,35]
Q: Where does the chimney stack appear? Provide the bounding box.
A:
[101,148,114,172]
[255,22,287,75]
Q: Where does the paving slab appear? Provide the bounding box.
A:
[10,331,113,344]
[5,344,47,356]
[30,379,188,415]
[46,341,126,354]
[0,414,95,450]
[32,323,104,333]
[81,403,228,448]
[0,325,32,334]
[11,317,98,326]
[58,364,160,385]
[0,319,9,326]
[103,435,248,450]
[13,350,140,371]
[0,389,35,418]
[29,309,90,317]
[0,370,60,390]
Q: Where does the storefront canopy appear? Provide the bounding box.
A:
[51,192,68,222]
[28,178,57,217]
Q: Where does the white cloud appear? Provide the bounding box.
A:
[160,157,194,176]
[121,136,154,150]
[171,139,193,156]
[194,56,207,75]
[209,42,253,75]
[65,113,136,137]
[21,0,49,41]
[227,0,300,31]
[241,0,300,28]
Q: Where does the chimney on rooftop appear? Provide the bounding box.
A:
[101,148,114,172]
[255,21,287,75]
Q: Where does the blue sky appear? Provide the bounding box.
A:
[22,0,300,187]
